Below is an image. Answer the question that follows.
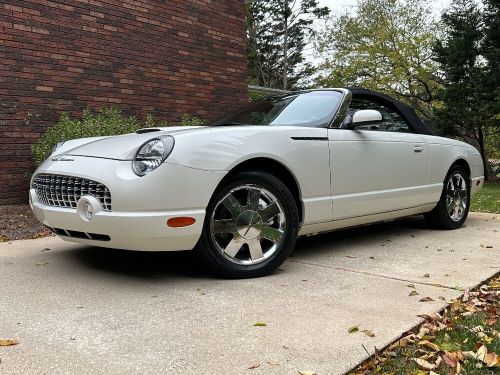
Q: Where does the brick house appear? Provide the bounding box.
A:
[0,0,248,204]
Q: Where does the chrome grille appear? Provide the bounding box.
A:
[32,173,112,211]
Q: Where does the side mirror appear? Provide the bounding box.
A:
[347,109,383,129]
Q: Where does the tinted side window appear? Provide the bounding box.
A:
[349,97,412,133]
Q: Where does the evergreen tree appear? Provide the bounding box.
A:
[481,0,500,161]
[433,0,492,178]
[246,0,329,90]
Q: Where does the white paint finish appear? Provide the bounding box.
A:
[169,126,333,224]
[351,109,382,125]
[328,129,431,219]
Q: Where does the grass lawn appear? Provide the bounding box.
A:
[471,182,500,214]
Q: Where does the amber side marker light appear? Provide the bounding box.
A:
[167,217,196,228]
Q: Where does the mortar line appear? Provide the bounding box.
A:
[287,259,462,290]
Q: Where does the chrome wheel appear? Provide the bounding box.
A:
[210,185,286,266]
[445,173,468,222]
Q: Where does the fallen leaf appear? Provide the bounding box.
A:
[267,361,279,366]
[362,329,375,337]
[442,351,459,367]
[419,297,434,302]
[418,340,440,351]
[248,363,260,369]
[409,290,419,297]
[484,352,499,367]
[414,356,442,370]
[438,296,446,301]
[369,256,375,259]
[462,289,470,302]
[422,273,430,278]
[348,326,359,334]
[298,371,316,375]
[41,248,51,252]
[476,344,488,362]
[35,262,48,266]
[0,339,19,346]
[345,255,357,259]
[253,322,267,327]
[481,243,493,249]
[407,283,416,288]
[389,334,415,350]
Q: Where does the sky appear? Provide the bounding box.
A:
[316,0,452,15]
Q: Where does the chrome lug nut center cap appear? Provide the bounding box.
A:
[236,210,263,239]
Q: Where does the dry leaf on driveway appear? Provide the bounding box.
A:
[248,363,260,369]
[253,322,267,327]
[481,243,493,248]
[35,262,48,266]
[409,290,419,297]
[362,329,375,337]
[421,273,430,278]
[348,326,359,333]
[0,339,19,346]
[419,297,434,302]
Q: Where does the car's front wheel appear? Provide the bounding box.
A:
[424,165,470,229]
[196,171,299,278]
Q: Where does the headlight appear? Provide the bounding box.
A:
[51,141,65,155]
[132,136,175,176]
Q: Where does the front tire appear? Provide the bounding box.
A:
[424,165,470,229]
[195,171,299,278]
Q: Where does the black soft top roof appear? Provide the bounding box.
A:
[347,87,435,135]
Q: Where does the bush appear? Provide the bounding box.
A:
[31,107,205,165]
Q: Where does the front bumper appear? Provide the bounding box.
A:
[30,156,227,251]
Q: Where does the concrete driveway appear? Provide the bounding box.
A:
[1,212,499,375]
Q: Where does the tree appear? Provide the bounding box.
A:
[246,0,330,90]
[315,0,441,119]
[433,0,495,178]
[481,0,500,161]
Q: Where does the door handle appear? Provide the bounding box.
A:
[413,145,424,153]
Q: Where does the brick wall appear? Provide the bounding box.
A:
[0,0,248,204]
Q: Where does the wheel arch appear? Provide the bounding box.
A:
[215,157,304,224]
[450,158,471,180]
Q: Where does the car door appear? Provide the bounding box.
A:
[328,97,430,221]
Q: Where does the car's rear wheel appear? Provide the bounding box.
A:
[424,165,470,229]
[196,171,299,278]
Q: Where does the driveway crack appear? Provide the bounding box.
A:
[287,259,461,290]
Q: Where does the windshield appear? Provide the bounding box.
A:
[211,90,344,127]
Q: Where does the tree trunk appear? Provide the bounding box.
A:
[282,0,288,90]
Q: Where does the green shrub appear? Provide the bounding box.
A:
[32,107,206,165]
[179,113,205,126]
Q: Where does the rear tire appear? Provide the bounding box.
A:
[424,165,470,229]
[195,171,299,278]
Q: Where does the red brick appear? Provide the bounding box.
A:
[0,0,247,204]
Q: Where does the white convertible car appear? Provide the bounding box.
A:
[30,88,484,278]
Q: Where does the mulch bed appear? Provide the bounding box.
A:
[0,204,52,241]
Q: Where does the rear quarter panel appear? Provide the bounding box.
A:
[424,135,484,196]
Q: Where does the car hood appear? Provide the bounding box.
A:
[64,126,207,160]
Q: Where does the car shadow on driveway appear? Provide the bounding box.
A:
[59,216,432,279]
[64,246,212,280]
[292,215,431,256]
